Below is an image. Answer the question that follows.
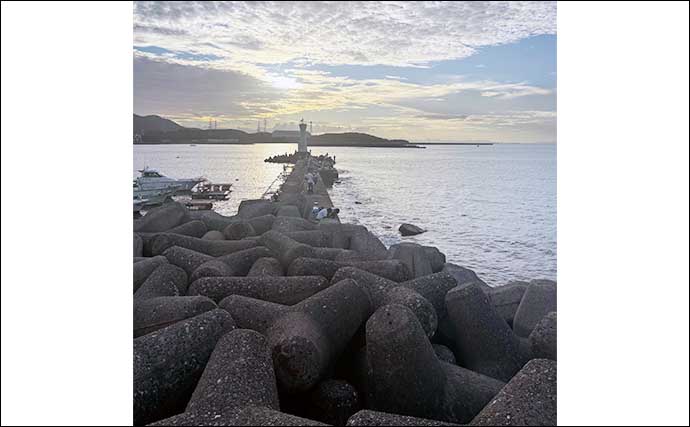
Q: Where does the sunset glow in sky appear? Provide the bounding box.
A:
[134,1,556,142]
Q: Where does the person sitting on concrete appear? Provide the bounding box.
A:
[310,202,321,220]
[316,207,331,220]
[327,208,340,219]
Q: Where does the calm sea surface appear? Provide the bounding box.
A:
[134,143,556,286]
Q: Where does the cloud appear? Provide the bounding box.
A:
[132,1,557,142]
[133,1,556,67]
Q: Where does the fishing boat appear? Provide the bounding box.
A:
[135,167,205,193]
[191,183,232,200]
[133,180,181,209]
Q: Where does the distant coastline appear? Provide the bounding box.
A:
[134,114,424,148]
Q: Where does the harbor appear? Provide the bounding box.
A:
[133,125,557,426]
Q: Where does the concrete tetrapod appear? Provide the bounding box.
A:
[219,278,373,393]
[260,230,316,267]
[470,359,557,426]
[186,329,279,414]
[347,410,460,426]
[133,263,186,302]
[388,242,433,278]
[162,246,214,278]
[133,255,168,293]
[247,257,284,276]
[201,230,225,240]
[150,405,327,426]
[133,309,235,425]
[528,312,557,361]
[188,275,329,305]
[513,280,557,338]
[223,221,256,240]
[487,282,527,327]
[366,304,505,425]
[133,202,189,233]
[288,257,411,282]
[331,267,438,337]
[445,283,523,382]
[133,296,217,338]
[307,379,361,426]
[151,233,258,257]
[189,246,273,282]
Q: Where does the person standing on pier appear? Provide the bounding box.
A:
[305,172,315,193]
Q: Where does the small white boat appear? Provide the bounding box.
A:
[134,180,180,208]
[136,167,205,193]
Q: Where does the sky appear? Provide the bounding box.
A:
[133,1,556,142]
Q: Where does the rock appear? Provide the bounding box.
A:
[398,223,426,236]
[134,202,189,233]
[445,283,523,382]
[223,221,256,240]
[366,304,505,424]
[220,279,372,393]
[529,312,557,361]
[133,309,235,425]
[151,233,259,257]
[513,280,557,337]
[133,264,186,302]
[186,329,279,413]
[201,230,225,240]
[162,246,214,277]
[150,405,327,426]
[308,379,361,426]
[433,344,457,364]
[133,256,168,293]
[260,230,316,267]
[388,243,433,278]
[442,263,489,290]
[133,296,217,338]
[331,267,438,338]
[486,283,526,328]
[188,275,329,305]
[134,233,143,257]
[423,246,446,273]
[347,410,461,426]
[237,199,275,219]
[276,204,302,218]
[247,257,284,276]
[470,359,557,426]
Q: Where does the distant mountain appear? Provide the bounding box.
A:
[311,132,410,147]
[133,114,417,147]
[134,114,184,134]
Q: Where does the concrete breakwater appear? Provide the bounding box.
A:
[133,155,557,426]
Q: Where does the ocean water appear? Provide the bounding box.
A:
[134,143,556,286]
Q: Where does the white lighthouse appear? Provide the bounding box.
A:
[298,118,308,153]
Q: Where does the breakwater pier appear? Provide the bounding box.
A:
[133,154,557,426]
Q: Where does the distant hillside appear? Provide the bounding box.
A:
[134,114,184,134]
[311,132,410,147]
[133,114,416,147]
